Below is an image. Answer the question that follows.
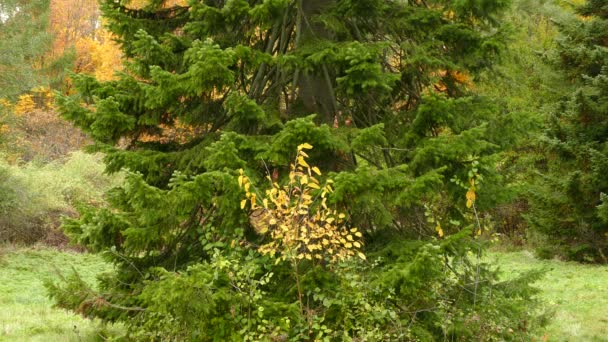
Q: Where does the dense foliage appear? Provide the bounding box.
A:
[0,0,53,99]
[527,0,608,262]
[0,152,120,244]
[45,0,550,339]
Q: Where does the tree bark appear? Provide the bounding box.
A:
[295,0,337,123]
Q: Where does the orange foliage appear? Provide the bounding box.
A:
[49,0,99,58]
[138,120,209,145]
[128,0,187,9]
[2,88,90,161]
[74,25,123,81]
[14,94,37,116]
[49,0,122,81]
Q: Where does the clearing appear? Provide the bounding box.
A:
[492,250,608,341]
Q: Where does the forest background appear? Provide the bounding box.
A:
[0,0,607,340]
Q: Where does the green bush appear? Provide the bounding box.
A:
[0,152,121,244]
[48,228,546,341]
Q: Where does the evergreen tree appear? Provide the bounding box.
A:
[49,0,545,339]
[528,0,608,262]
[0,0,53,99]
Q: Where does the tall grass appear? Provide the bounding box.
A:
[0,152,121,244]
[0,246,123,341]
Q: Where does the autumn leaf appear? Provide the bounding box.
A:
[297,156,309,168]
[436,223,444,238]
[466,189,476,201]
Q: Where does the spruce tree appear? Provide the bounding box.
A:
[48,0,547,339]
[528,0,608,262]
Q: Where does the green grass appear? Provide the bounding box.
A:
[1,246,606,341]
[491,250,608,342]
[0,246,123,341]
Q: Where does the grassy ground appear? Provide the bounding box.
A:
[490,250,608,342]
[1,246,606,341]
[0,246,122,341]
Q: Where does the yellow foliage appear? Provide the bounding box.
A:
[239,145,366,264]
[0,98,12,109]
[14,95,36,115]
[435,223,444,238]
[74,26,123,81]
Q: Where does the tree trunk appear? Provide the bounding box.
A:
[295,0,337,123]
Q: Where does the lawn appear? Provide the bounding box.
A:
[491,250,608,342]
[0,246,122,341]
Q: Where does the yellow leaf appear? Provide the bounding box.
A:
[297,143,313,150]
[466,189,476,202]
[353,241,361,248]
[436,224,444,238]
[238,175,243,188]
[354,232,362,237]
[466,199,473,209]
[346,235,354,241]
[311,166,322,176]
[308,182,320,189]
[339,213,346,219]
[301,175,308,184]
[477,229,482,236]
[263,198,268,208]
[269,218,277,225]
[297,156,310,168]
[240,200,247,209]
[345,242,353,248]
[357,252,367,260]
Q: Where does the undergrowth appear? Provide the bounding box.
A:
[0,152,121,244]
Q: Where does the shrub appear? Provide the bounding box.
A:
[0,152,121,244]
